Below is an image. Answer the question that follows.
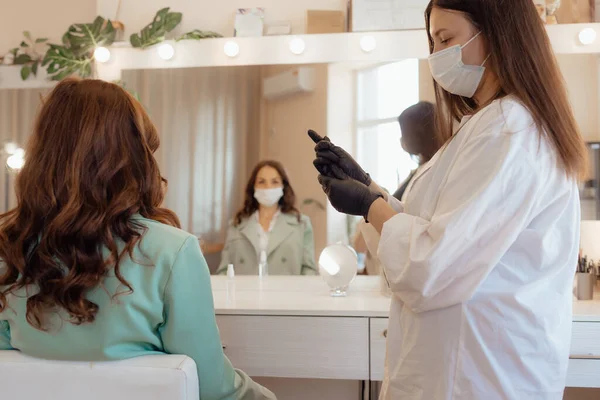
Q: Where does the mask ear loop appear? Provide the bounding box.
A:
[461,31,482,49]
[481,54,491,66]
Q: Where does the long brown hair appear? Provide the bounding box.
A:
[0,78,180,330]
[425,0,587,179]
[234,160,300,226]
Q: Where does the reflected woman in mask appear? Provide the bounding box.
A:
[217,160,317,275]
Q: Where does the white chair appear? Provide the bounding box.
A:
[0,350,199,400]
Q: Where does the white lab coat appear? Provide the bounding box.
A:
[377,96,580,400]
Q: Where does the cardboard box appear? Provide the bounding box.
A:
[306,10,346,34]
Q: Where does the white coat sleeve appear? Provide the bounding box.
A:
[377,129,539,313]
[387,194,404,213]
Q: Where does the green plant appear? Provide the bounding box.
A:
[42,45,92,81]
[176,29,223,41]
[130,8,182,49]
[42,16,117,81]
[9,31,48,80]
[301,198,326,211]
[62,16,116,57]
[4,7,220,82]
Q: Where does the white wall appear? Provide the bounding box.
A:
[97,0,347,39]
[258,64,329,255]
[556,54,599,142]
[0,0,96,54]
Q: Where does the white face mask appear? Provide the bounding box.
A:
[254,187,284,207]
[428,32,490,98]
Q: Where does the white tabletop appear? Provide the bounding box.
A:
[211,276,391,317]
[211,276,600,321]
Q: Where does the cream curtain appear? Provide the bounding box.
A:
[121,66,262,242]
[0,66,262,249]
[0,88,48,211]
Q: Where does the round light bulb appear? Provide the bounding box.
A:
[6,149,25,171]
[224,41,240,58]
[289,37,306,55]
[157,43,175,60]
[579,28,597,45]
[3,142,18,155]
[360,35,377,53]
[93,46,111,63]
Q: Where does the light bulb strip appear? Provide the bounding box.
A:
[95,35,392,66]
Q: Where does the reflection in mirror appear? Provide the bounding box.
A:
[556,53,600,220]
[122,66,262,272]
[0,87,48,212]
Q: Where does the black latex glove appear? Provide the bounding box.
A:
[318,175,383,219]
[308,129,372,186]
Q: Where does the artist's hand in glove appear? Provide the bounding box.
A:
[318,175,383,219]
[308,129,372,186]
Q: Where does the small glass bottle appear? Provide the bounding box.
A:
[226,264,235,303]
[258,250,268,278]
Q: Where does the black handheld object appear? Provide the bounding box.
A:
[307,129,372,186]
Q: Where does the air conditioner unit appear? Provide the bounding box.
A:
[262,67,315,100]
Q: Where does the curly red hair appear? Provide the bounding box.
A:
[0,78,180,330]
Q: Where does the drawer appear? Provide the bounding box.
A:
[216,315,369,380]
[571,322,600,358]
[567,358,600,388]
[368,319,600,385]
[370,317,389,381]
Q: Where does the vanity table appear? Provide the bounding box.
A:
[212,276,600,398]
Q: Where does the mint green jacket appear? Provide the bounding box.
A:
[216,213,317,275]
[0,217,275,400]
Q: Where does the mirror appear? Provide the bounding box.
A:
[1,52,598,275]
[117,60,433,273]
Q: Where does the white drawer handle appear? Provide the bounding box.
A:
[383,329,388,338]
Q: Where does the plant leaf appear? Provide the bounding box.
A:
[21,65,31,80]
[63,16,116,57]
[13,54,33,65]
[129,33,143,48]
[163,11,183,32]
[20,41,29,48]
[301,198,326,211]
[9,48,19,57]
[31,61,38,76]
[36,38,48,43]
[42,44,92,80]
[176,29,223,41]
[23,31,32,40]
[130,8,183,49]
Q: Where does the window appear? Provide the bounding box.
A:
[355,59,420,195]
